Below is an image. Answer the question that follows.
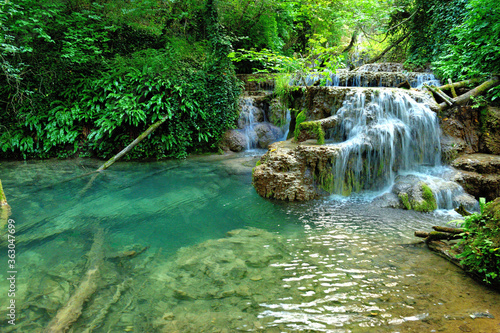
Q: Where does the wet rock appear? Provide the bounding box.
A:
[440,105,482,155]
[452,154,500,201]
[391,176,437,212]
[373,192,405,208]
[252,140,341,201]
[219,130,247,152]
[253,122,283,149]
[441,135,469,163]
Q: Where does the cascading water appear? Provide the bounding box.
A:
[291,70,440,88]
[238,97,262,150]
[326,89,442,195]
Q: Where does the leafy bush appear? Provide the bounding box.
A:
[456,198,500,287]
[0,1,241,160]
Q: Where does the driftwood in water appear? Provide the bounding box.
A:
[432,226,464,234]
[45,228,105,333]
[78,114,169,196]
[427,240,464,269]
[415,226,465,269]
[81,278,131,333]
[415,230,462,242]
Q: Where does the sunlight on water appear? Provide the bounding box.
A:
[0,155,499,332]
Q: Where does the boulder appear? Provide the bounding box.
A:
[253,123,283,149]
[252,140,340,201]
[391,175,437,212]
[219,130,247,152]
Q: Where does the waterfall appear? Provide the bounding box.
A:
[238,97,261,150]
[326,89,441,195]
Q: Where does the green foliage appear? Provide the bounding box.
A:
[293,109,307,141]
[432,0,500,100]
[456,199,500,286]
[0,0,240,160]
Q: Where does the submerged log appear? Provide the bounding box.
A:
[427,240,464,269]
[414,230,462,241]
[45,228,105,333]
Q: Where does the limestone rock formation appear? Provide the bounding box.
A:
[452,154,500,201]
[252,140,340,201]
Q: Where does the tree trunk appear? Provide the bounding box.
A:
[425,84,454,106]
[364,31,411,65]
[438,78,482,91]
[438,76,500,110]
[454,76,500,106]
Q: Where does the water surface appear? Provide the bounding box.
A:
[0,154,499,332]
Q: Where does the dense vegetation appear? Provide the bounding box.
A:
[1,0,499,160]
[456,198,500,288]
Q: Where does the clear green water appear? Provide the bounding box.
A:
[1,153,499,332]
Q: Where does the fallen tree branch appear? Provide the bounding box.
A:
[79,114,170,196]
[432,226,464,234]
[447,79,458,98]
[45,228,105,333]
[81,278,131,333]
[97,114,170,172]
[414,230,462,241]
[438,78,482,91]
[425,84,454,106]
[437,76,500,111]
[427,240,464,268]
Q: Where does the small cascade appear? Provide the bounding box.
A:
[290,70,440,88]
[325,89,442,195]
[238,97,262,150]
[280,109,292,141]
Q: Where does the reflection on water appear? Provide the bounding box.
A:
[0,154,499,332]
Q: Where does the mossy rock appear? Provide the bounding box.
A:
[484,197,500,221]
[412,183,438,212]
[0,180,7,205]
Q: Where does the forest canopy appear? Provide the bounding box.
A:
[1,0,499,159]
